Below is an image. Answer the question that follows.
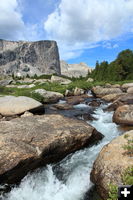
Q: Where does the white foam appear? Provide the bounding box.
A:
[1,104,122,200]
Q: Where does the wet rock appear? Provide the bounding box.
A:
[53,103,73,110]
[0,114,103,185]
[92,86,122,98]
[66,95,88,105]
[91,131,133,200]
[34,89,63,103]
[113,105,133,125]
[0,96,43,116]
[88,100,102,107]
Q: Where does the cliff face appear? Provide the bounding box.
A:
[0,40,61,76]
[60,60,92,78]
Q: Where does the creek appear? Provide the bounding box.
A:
[1,98,123,200]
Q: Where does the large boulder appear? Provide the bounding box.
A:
[0,114,103,185]
[34,89,63,103]
[101,93,124,102]
[92,86,122,98]
[113,105,133,125]
[91,131,133,200]
[51,75,72,85]
[0,96,43,116]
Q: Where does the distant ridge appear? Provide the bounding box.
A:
[60,60,92,78]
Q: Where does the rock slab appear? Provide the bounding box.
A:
[0,96,43,116]
[0,114,103,185]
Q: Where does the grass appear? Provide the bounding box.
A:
[0,75,133,102]
[107,167,133,200]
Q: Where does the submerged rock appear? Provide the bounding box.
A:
[91,131,133,200]
[0,114,103,185]
[0,96,43,116]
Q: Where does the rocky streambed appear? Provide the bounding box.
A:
[0,84,133,200]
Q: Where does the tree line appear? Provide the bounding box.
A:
[91,49,133,81]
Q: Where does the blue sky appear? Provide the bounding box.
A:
[0,0,133,67]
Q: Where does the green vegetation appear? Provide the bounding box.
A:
[0,86,44,102]
[107,184,118,200]
[91,49,133,81]
[107,167,133,200]
[123,134,133,156]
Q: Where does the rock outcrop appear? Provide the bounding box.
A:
[0,96,43,116]
[113,105,133,125]
[60,60,92,78]
[0,114,103,185]
[0,39,60,76]
[91,131,133,200]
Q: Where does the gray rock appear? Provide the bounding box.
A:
[34,89,64,103]
[0,114,103,185]
[0,79,12,86]
[74,87,85,96]
[51,75,72,85]
[0,96,43,116]
[0,39,60,76]
[60,60,92,78]
[92,86,122,98]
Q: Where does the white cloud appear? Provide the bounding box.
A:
[44,0,133,59]
[0,0,25,40]
[103,42,119,49]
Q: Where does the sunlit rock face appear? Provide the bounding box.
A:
[60,60,92,78]
[0,39,61,76]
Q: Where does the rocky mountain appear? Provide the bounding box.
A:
[0,39,61,76]
[60,60,92,78]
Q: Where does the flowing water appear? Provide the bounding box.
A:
[1,103,123,200]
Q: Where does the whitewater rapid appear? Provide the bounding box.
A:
[1,103,122,200]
